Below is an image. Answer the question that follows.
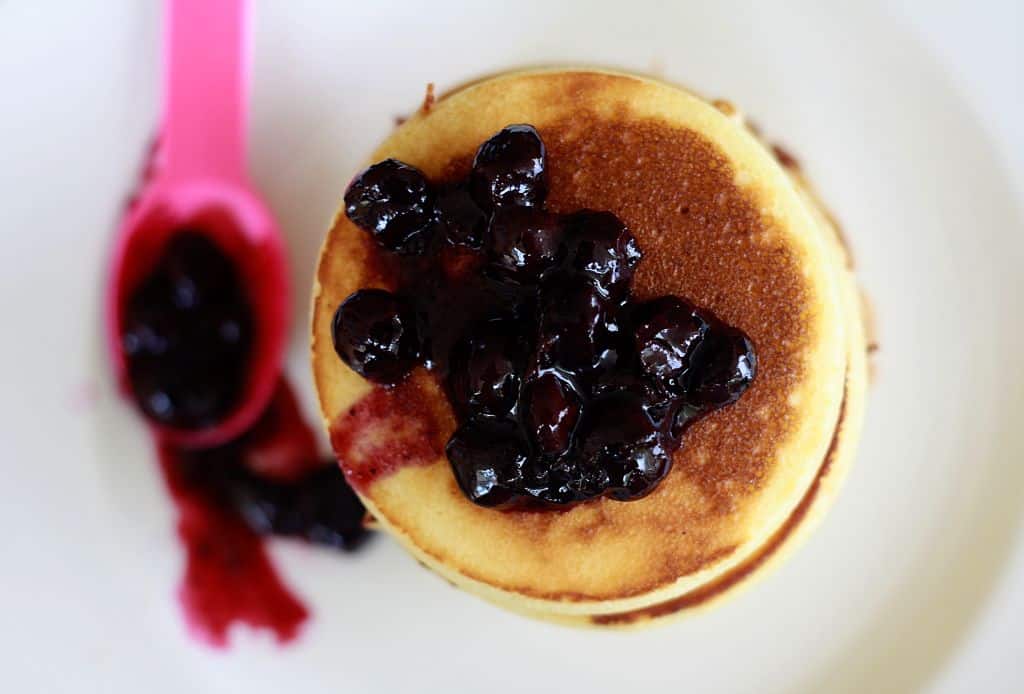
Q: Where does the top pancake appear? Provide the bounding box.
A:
[311,69,848,614]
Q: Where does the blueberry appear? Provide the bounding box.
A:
[448,318,525,420]
[127,361,234,429]
[230,465,369,551]
[633,297,708,396]
[565,211,642,298]
[162,232,238,308]
[213,307,249,350]
[192,301,252,361]
[128,367,180,424]
[177,368,241,424]
[435,184,487,249]
[535,273,611,373]
[287,465,369,550]
[602,444,671,501]
[470,124,547,209]
[684,327,757,408]
[344,159,436,254]
[446,419,528,507]
[525,458,609,505]
[331,289,419,385]
[122,277,179,358]
[578,390,673,501]
[485,206,565,286]
[229,474,289,535]
[522,370,583,458]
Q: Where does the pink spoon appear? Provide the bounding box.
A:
[105,0,289,448]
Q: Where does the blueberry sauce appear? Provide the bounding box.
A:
[158,441,309,648]
[120,229,370,646]
[332,124,758,508]
[328,379,447,493]
[155,379,370,647]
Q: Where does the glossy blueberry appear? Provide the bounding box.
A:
[684,327,757,408]
[579,390,672,501]
[446,419,529,507]
[633,297,708,396]
[525,458,610,505]
[522,370,583,458]
[448,318,525,420]
[162,232,238,309]
[122,275,179,359]
[485,206,565,286]
[344,159,436,254]
[565,210,642,298]
[228,464,369,551]
[470,124,547,209]
[331,289,419,385]
[535,272,611,373]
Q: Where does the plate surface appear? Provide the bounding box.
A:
[1,1,1022,692]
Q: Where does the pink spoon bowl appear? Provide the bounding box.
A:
[105,0,290,448]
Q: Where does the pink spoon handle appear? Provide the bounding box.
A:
[163,0,249,182]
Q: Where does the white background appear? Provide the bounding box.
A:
[0,1,1021,692]
[888,3,1022,691]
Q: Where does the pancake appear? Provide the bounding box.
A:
[310,68,867,622]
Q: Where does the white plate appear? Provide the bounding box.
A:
[2,1,1022,692]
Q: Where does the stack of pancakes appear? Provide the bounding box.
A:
[311,69,868,626]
